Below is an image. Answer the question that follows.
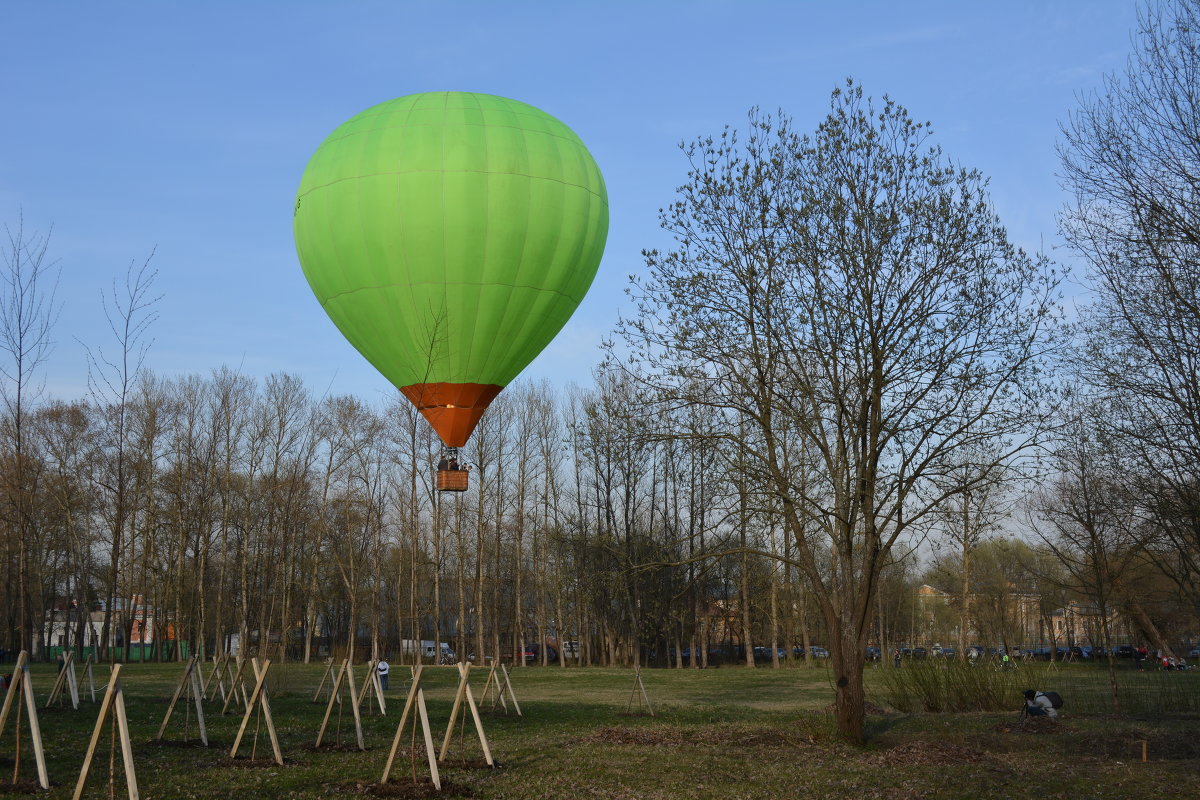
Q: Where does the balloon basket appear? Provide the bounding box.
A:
[437,470,469,492]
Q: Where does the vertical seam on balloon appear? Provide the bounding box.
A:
[502,129,570,381]
[442,90,451,383]
[471,99,506,386]
[559,136,592,316]
[354,103,375,374]
[490,104,534,386]
[468,92,487,391]
[400,97,424,398]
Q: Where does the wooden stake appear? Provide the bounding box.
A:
[82,654,97,703]
[500,664,522,716]
[623,665,654,716]
[199,654,214,697]
[312,657,335,703]
[372,663,387,715]
[478,664,505,713]
[155,655,207,744]
[73,663,138,800]
[315,659,365,750]
[220,656,250,715]
[1141,739,1148,762]
[208,654,236,702]
[67,652,80,708]
[46,650,80,709]
[201,654,225,701]
[380,664,440,790]
[190,656,208,745]
[45,653,68,708]
[229,659,283,765]
[156,655,189,736]
[439,663,493,765]
[0,652,49,789]
[356,660,373,708]
[356,660,385,714]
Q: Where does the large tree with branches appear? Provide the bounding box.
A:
[1060,0,1200,614]
[614,82,1061,744]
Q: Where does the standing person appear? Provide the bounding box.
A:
[1001,651,1011,669]
[376,658,390,691]
[893,648,901,668]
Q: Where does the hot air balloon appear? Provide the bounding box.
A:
[294,92,608,490]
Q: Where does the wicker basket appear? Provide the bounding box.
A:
[436,469,469,492]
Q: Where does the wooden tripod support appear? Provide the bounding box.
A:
[312,657,335,703]
[356,659,386,715]
[46,649,81,710]
[623,665,654,716]
[315,659,365,750]
[229,658,283,765]
[380,664,439,790]
[439,662,494,766]
[220,656,251,715]
[0,651,49,789]
[81,654,97,702]
[478,663,522,716]
[203,654,233,702]
[72,663,138,800]
[156,655,208,745]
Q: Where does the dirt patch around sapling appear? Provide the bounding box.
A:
[332,778,474,798]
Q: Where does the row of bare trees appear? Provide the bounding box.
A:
[0,359,932,667]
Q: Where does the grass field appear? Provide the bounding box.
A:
[1,659,1198,799]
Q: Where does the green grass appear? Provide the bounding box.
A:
[1,660,1197,799]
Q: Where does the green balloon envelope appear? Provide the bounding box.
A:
[294,92,608,446]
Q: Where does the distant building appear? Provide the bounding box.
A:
[39,595,176,657]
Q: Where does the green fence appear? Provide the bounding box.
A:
[42,642,191,663]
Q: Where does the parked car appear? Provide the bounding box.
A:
[940,646,956,658]
[507,643,557,665]
[752,646,772,662]
[913,647,927,659]
[808,646,830,659]
[865,646,881,661]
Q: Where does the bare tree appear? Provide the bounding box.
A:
[0,215,59,653]
[87,255,159,660]
[1029,412,1141,713]
[931,442,1016,659]
[615,83,1061,743]
[1060,0,1200,611]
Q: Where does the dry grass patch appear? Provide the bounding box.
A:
[992,717,1068,734]
[577,721,833,750]
[334,778,474,798]
[871,740,995,766]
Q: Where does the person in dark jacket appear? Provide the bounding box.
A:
[1023,689,1058,718]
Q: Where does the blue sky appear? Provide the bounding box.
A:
[2,1,1137,405]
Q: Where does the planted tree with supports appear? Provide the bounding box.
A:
[614,82,1061,744]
